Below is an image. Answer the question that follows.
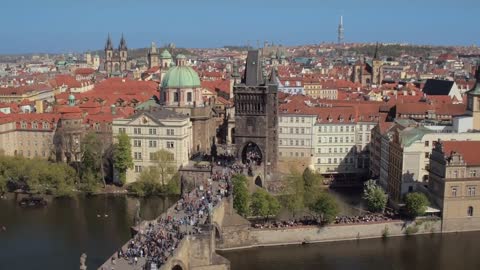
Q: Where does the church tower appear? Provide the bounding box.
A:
[119,34,128,71]
[103,34,128,76]
[148,42,159,68]
[104,34,113,74]
[234,50,279,189]
[372,43,383,85]
[467,64,480,130]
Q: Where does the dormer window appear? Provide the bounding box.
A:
[32,121,38,129]
[42,122,49,129]
[21,121,27,129]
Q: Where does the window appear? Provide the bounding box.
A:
[425,141,429,147]
[470,170,477,177]
[134,152,142,160]
[279,140,283,146]
[21,121,27,129]
[290,117,293,123]
[119,127,126,134]
[328,158,332,164]
[468,186,476,196]
[301,128,305,134]
[301,140,304,146]
[453,170,458,178]
[187,92,192,102]
[451,187,457,197]
[295,140,299,146]
[134,165,143,173]
[328,148,332,153]
[149,152,156,160]
[301,117,305,123]
[32,122,38,129]
[174,92,179,102]
[167,129,175,136]
[134,128,141,134]
[425,152,429,158]
[295,128,299,134]
[133,140,141,147]
[42,122,49,130]
[329,137,332,143]
[334,137,338,143]
[358,135,363,141]
[334,158,337,164]
[290,128,293,134]
[167,141,174,148]
[334,148,337,153]
[468,206,474,217]
[295,117,299,123]
[149,128,157,135]
[149,140,157,148]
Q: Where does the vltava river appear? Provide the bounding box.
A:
[0,193,176,270]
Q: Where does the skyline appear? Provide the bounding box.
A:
[1,0,479,54]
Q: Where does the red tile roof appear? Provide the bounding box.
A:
[442,141,480,166]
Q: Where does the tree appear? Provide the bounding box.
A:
[151,149,176,186]
[79,170,101,195]
[81,132,105,187]
[232,174,250,217]
[302,168,324,206]
[405,192,429,218]
[113,133,134,185]
[363,180,388,213]
[165,172,181,195]
[309,192,339,224]
[251,189,281,220]
[0,175,7,195]
[282,171,305,217]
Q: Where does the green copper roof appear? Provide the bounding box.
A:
[160,49,172,59]
[176,54,186,59]
[399,126,432,147]
[161,66,201,89]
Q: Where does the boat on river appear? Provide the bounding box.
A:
[18,197,47,207]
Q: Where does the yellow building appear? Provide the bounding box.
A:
[429,140,480,232]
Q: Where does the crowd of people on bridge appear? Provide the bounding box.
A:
[104,176,229,270]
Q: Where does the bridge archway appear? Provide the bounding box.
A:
[255,176,263,188]
[241,142,263,166]
[171,260,187,270]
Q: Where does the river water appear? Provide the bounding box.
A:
[3,192,480,270]
[0,193,177,270]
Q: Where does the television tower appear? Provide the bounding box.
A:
[337,15,345,45]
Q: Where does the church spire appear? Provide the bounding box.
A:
[373,42,379,60]
[119,33,127,50]
[105,34,113,50]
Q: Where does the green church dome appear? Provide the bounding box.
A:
[160,49,172,59]
[161,66,201,89]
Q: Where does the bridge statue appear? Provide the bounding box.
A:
[79,253,87,270]
[133,200,141,226]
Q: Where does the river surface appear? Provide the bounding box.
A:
[0,193,177,270]
[220,232,480,270]
[3,191,480,270]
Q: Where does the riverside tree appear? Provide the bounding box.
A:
[251,188,281,220]
[363,180,388,213]
[232,174,250,217]
[113,133,133,185]
[151,149,176,186]
[405,192,429,218]
[309,192,339,224]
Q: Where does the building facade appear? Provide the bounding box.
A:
[234,50,279,187]
[429,140,480,232]
[112,109,192,184]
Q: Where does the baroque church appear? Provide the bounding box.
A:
[104,34,128,76]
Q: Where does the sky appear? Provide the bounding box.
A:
[1,0,479,54]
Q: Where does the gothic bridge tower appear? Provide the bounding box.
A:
[234,50,279,189]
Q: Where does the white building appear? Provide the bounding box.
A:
[112,109,192,184]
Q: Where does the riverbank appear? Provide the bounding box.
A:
[217,217,442,251]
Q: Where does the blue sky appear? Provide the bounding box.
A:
[1,0,479,54]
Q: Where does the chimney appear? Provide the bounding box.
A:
[110,104,116,115]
